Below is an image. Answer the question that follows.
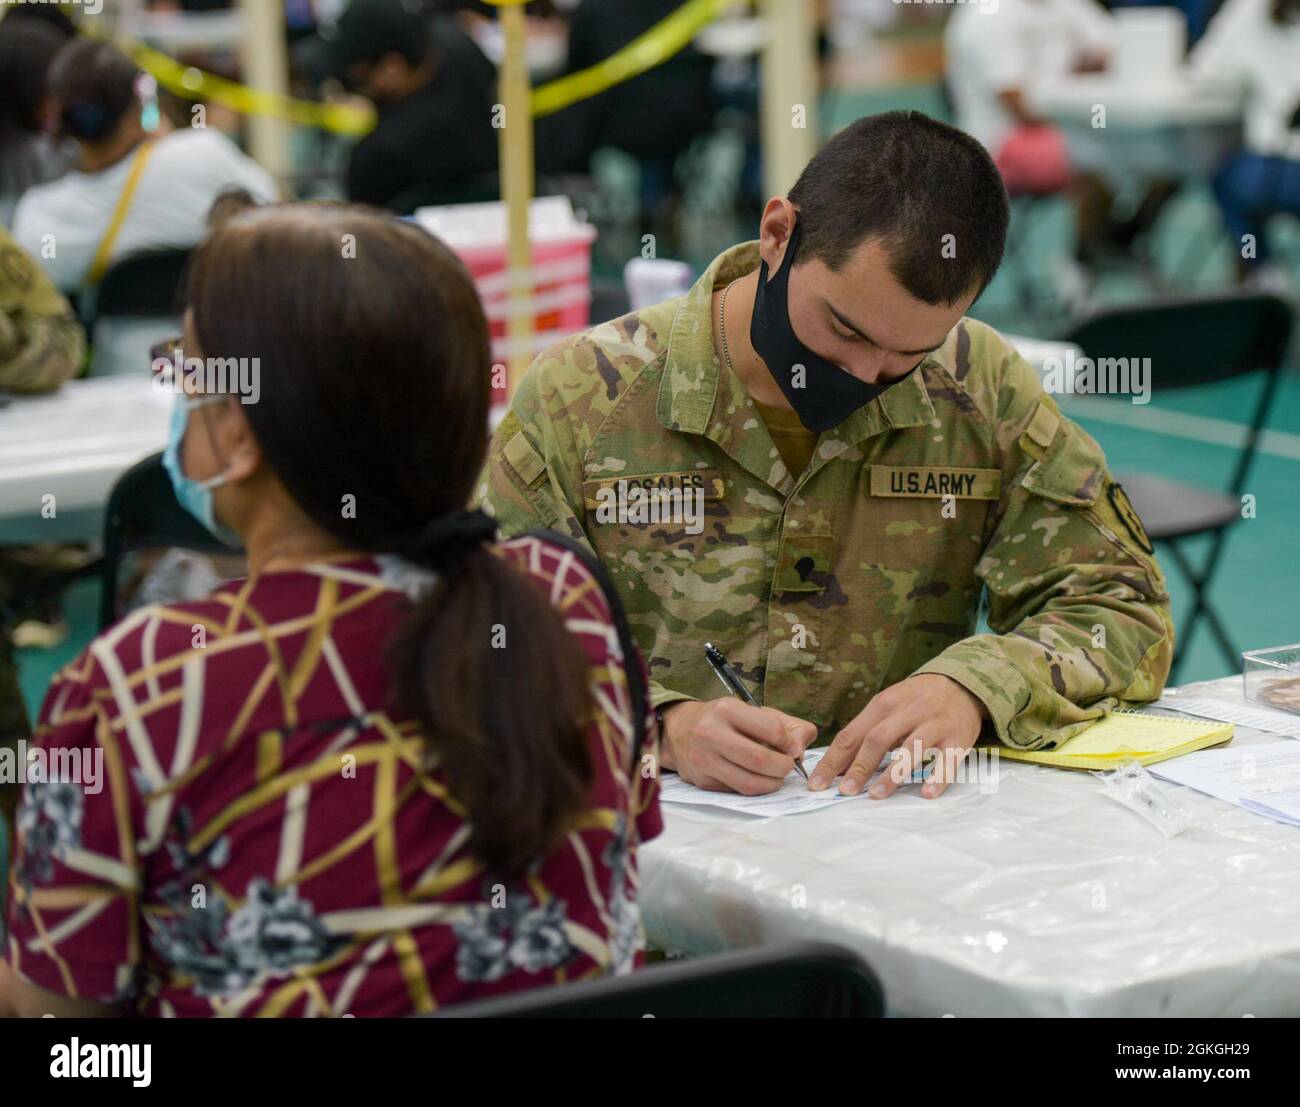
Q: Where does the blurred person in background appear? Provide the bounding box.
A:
[0,14,77,228]
[535,0,716,232]
[945,0,1178,276]
[318,0,499,211]
[0,224,86,861]
[1192,0,1300,285]
[12,38,277,295]
[944,0,1114,196]
[0,203,660,1018]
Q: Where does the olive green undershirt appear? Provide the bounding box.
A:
[753,399,819,480]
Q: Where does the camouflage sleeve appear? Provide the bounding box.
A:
[914,350,1174,750]
[476,371,697,714]
[476,384,589,546]
[0,308,85,395]
[0,230,85,394]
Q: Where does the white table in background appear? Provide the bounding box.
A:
[1029,72,1243,182]
[0,377,171,543]
[639,677,1300,1016]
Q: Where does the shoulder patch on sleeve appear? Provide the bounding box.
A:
[1107,481,1155,555]
[1022,422,1107,506]
[502,430,546,487]
[1025,399,1060,450]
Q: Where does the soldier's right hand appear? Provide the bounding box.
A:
[660,699,817,795]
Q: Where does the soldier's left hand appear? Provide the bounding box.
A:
[807,674,988,800]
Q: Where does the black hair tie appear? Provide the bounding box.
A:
[403,509,497,571]
[66,102,113,141]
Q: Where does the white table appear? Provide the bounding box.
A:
[1029,72,1243,182]
[0,377,171,543]
[0,377,515,543]
[639,677,1300,1016]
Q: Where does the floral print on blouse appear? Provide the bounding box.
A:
[3,536,661,1016]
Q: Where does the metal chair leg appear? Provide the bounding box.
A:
[1165,539,1240,679]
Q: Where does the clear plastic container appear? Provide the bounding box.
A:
[1242,643,1300,715]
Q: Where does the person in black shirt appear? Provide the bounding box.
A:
[321,0,499,212]
[535,0,715,220]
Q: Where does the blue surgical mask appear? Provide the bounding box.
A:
[161,390,242,549]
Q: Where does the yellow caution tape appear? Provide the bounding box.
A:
[77,0,730,135]
[531,0,730,118]
[81,22,376,137]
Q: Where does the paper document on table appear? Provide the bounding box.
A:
[1149,739,1300,828]
[658,748,877,817]
[1157,696,1300,741]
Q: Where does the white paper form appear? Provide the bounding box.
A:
[1149,740,1300,828]
[658,748,889,817]
[1157,696,1300,741]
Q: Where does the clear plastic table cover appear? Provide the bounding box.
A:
[638,678,1300,1016]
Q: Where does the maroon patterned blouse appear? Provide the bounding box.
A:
[4,535,661,1016]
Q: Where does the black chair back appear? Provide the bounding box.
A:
[99,451,233,630]
[81,248,192,332]
[1062,291,1292,390]
[1062,292,1293,496]
[426,942,886,1018]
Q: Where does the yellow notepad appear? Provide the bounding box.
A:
[994,710,1234,770]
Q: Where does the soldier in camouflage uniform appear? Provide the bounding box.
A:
[479,112,1173,798]
[0,225,84,396]
[0,225,85,830]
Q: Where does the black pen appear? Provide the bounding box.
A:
[703,642,809,781]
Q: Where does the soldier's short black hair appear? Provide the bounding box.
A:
[787,111,1010,306]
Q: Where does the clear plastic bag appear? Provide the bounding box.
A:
[1091,758,1196,839]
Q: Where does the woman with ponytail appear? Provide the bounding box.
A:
[0,203,661,1018]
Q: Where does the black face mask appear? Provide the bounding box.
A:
[749,221,912,433]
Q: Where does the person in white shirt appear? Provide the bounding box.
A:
[12,38,278,294]
[945,0,1114,166]
[945,0,1177,269]
[1191,0,1300,281]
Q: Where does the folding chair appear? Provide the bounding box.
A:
[1061,292,1293,680]
[99,451,235,631]
[75,248,193,378]
[425,941,886,1018]
[78,247,192,333]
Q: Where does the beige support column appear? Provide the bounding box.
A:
[499,1,535,403]
[760,0,819,198]
[237,0,293,183]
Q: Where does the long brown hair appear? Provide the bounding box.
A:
[185,203,593,877]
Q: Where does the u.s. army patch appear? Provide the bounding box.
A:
[870,465,1001,500]
[1107,481,1154,554]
